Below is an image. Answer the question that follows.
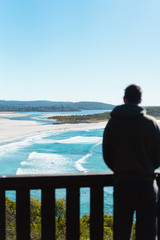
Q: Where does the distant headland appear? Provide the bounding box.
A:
[0,100,115,112]
[48,112,111,124]
[0,100,160,122]
[48,106,160,124]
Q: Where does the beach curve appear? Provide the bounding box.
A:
[0,113,107,144]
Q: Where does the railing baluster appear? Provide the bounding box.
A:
[16,189,30,240]
[66,187,80,240]
[90,186,104,240]
[41,187,55,240]
[156,175,160,240]
[0,189,5,240]
[158,195,160,240]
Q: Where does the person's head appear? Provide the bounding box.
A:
[123,84,142,105]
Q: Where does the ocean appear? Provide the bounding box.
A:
[0,110,113,216]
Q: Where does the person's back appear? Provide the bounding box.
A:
[103,84,160,240]
[103,103,160,179]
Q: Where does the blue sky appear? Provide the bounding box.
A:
[0,0,160,106]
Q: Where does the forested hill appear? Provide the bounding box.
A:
[0,100,115,112]
[48,106,160,124]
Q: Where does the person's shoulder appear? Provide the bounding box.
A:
[142,113,158,127]
[143,113,156,121]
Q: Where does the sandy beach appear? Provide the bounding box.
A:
[0,113,107,144]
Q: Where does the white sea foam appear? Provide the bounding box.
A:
[2,127,103,175]
[0,140,29,157]
[0,129,102,159]
[74,152,91,172]
[32,136,102,145]
[28,152,67,166]
[0,132,56,158]
[58,136,102,144]
[33,139,55,144]
[26,135,102,146]
[17,151,70,175]
[0,135,38,157]
[21,161,31,166]
[74,140,102,172]
[16,168,45,175]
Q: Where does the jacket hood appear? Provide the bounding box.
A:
[111,104,146,118]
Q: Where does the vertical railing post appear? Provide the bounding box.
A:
[90,185,104,240]
[41,187,55,240]
[0,189,5,240]
[16,188,30,240]
[66,186,80,240]
[156,174,160,240]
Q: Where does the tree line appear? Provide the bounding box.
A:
[6,197,136,240]
[48,112,111,123]
[0,104,79,112]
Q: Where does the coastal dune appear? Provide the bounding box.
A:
[0,113,107,144]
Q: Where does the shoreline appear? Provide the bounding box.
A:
[0,111,159,145]
[0,113,107,145]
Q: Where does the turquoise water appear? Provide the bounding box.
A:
[0,111,113,216]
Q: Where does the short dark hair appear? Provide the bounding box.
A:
[124,84,142,104]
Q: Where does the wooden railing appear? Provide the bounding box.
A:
[0,172,160,240]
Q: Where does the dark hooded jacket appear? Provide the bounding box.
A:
[103,104,160,180]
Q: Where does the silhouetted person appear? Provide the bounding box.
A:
[103,84,160,240]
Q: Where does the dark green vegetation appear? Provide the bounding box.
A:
[6,197,136,240]
[69,101,114,110]
[0,104,79,112]
[0,100,114,112]
[48,112,111,124]
[48,106,160,124]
